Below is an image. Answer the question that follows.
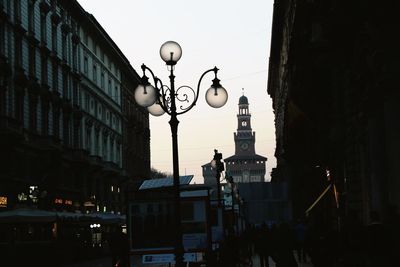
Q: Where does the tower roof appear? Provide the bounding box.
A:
[239,95,249,105]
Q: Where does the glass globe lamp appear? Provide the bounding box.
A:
[134,84,157,108]
[147,102,165,116]
[160,41,182,65]
[205,78,228,108]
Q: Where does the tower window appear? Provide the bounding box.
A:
[242,121,247,127]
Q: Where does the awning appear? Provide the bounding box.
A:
[0,209,125,223]
[86,212,126,223]
[0,208,57,222]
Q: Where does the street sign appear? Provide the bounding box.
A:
[142,253,197,264]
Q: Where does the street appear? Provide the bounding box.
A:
[63,253,314,267]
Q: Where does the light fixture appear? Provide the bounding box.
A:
[205,78,228,108]
[147,101,165,116]
[134,74,157,107]
[159,41,182,65]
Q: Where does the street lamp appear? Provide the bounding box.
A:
[134,41,228,267]
[210,149,225,205]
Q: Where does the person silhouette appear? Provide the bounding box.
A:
[108,226,129,267]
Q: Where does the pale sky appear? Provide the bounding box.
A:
[78,0,276,183]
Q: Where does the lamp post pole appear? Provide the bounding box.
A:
[212,149,224,205]
[167,67,186,266]
[134,41,228,267]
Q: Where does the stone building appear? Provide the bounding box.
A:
[0,0,149,214]
[268,0,399,224]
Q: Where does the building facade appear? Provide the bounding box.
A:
[0,0,149,215]
[268,0,400,224]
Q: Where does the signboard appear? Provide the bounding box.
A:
[142,253,197,264]
[0,196,7,208]
[182,233,207,250]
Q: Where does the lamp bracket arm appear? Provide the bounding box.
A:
[141,64,172,115]
[176,67,219,116]
[158,84,172,115]
[141,64,158,84]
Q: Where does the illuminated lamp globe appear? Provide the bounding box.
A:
[134,84,157,107]
[147,102,165,116]
[205,84,228,108]
[160,41,182,65]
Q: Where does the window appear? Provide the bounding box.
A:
[94,132,99,154]
[92,42,97,55]
[93,65,97,83]
[52,25,57,53]
[13,0,21,23]
[85,93,90,110]
[108,79,112,95]
[62,71,68,98]
[84,31,88,45]
[101,72,105,89]
[83,56,88,74]
[73,81,79,106]
[72,44,78,71]
[29,44,36,77]
[27,1,35,34]
[242,121,247,127]
[62,33,67,60]
[114,86,119,102]
[14,34,22,67]
[40,14,47,43]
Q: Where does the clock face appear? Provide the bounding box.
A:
[241,142,249,151]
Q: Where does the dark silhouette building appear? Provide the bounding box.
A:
[0,0,149,215]
[268,0,400,225]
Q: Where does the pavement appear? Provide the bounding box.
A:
[63,253,314,267]
[63,257,112,267]
[251,254,313,267]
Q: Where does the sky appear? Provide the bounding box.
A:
[78,0,276,183]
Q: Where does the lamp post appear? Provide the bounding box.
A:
[210,149,224,205]
[134,41,228,267]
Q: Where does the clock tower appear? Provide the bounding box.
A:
[223,93,267,183]
[235,94,256,155]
